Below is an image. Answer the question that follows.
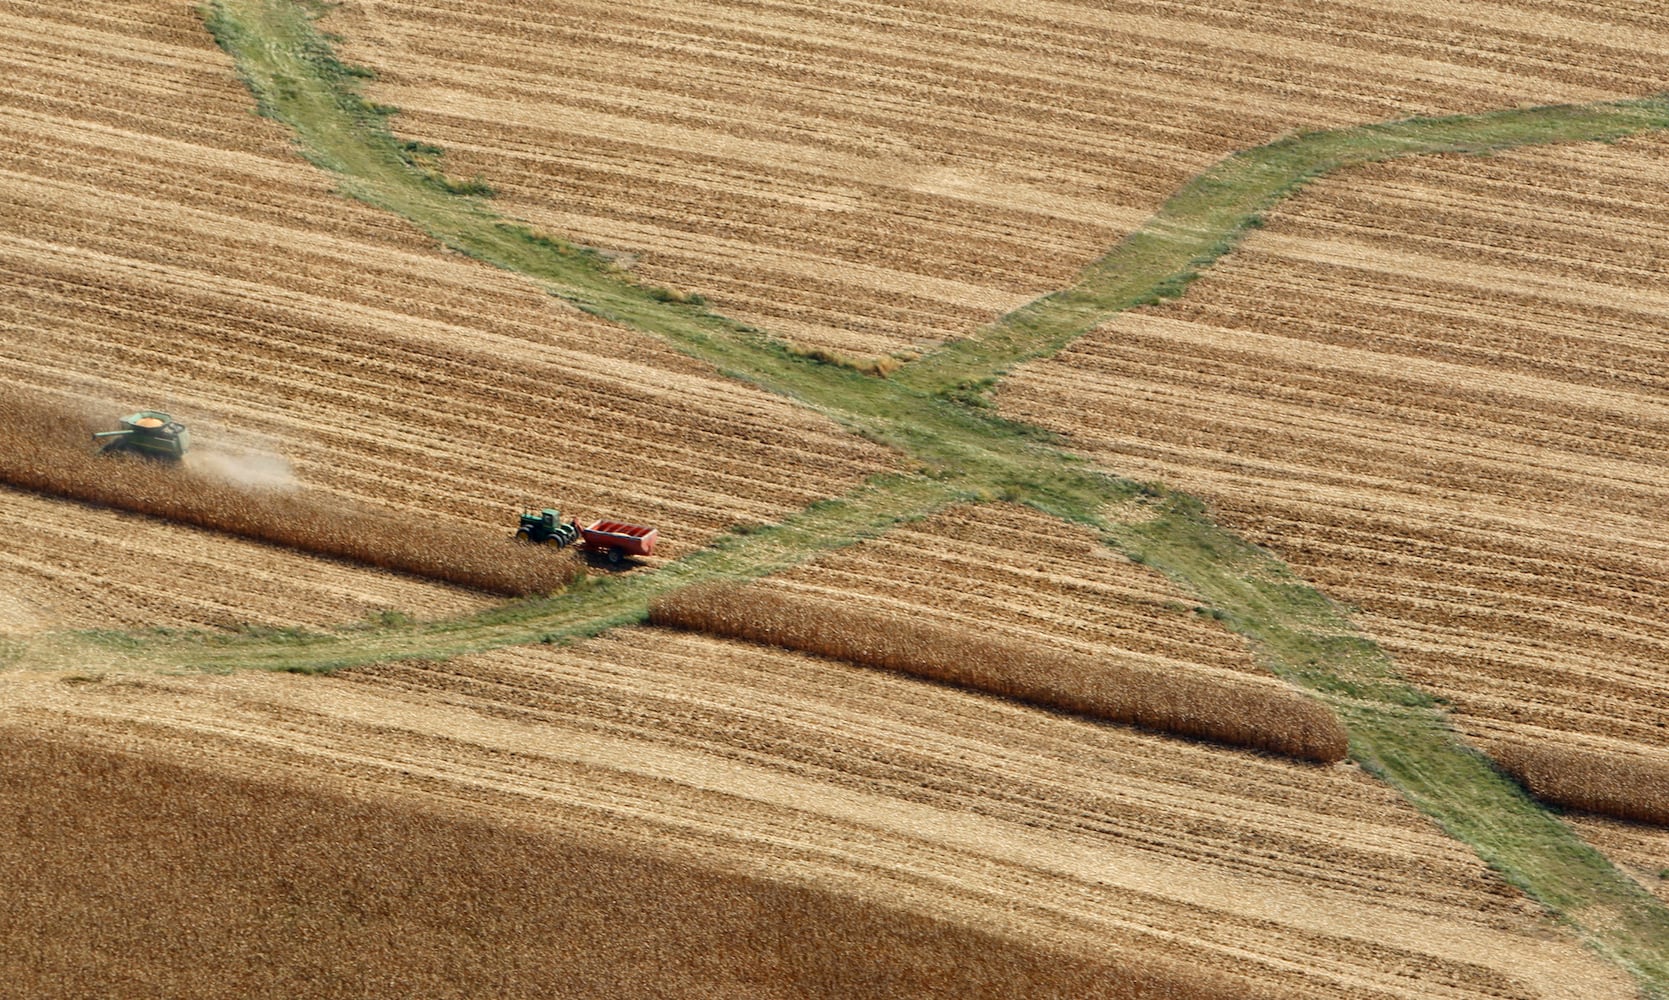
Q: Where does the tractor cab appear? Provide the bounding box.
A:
[516,507,581,548]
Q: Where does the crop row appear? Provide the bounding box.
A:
[1491,741,1669,828]
[649,582,1348,764]
[0,389,582,597]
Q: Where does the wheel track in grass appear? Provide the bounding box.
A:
[17,0,1669,991]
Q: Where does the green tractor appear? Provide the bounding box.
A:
[93,411,189,460]
[516,508,581,548]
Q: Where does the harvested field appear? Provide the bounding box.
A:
[8,0,1669,993]
[327,0,1669,357]
[0,0,896,625]
[1000,138,1669,763]
[0,486,487,635]
[0,635,1636,999]
[651,581,1347,762]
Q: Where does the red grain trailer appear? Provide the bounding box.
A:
[580,519,657,565]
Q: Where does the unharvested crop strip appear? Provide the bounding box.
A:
[0,388,582,597]
[650,582,1348,764]
[1491,741,1669,829]
[114,472,965,674]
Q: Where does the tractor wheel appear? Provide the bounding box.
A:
[607,546,624,565]
[515,529,532,544]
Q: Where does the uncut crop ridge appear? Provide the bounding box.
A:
[651,583,1348,763]
[0,390,582,596]
[1492,741,1669,828]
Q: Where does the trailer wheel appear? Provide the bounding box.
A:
[607,546,624,565]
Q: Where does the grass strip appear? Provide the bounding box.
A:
[1110,490,1669,992]
[896,98,1669,398]
[104,473,963,673]
[199,0,1145,520]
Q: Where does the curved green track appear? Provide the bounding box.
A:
[31,0,1669,991]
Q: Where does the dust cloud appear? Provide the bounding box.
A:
[188,447,297,492]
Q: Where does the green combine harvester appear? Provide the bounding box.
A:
[93,411,189,460]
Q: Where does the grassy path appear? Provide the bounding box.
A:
[35,0,1668,991]
[899,98,1669,399]
[1114,497,1669,990]
[112,473,964,673]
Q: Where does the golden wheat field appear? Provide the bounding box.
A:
[0,641,1637,999]
[0,726,1173,1000]
[5,0,1669,996]
[327,0,1669,357]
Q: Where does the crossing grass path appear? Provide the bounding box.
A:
[897,98,1669,400]
[21,0,1669,991]
[75,472,969,673]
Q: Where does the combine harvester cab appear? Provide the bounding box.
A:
[580,520,657,565]
[93,411,189,460]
